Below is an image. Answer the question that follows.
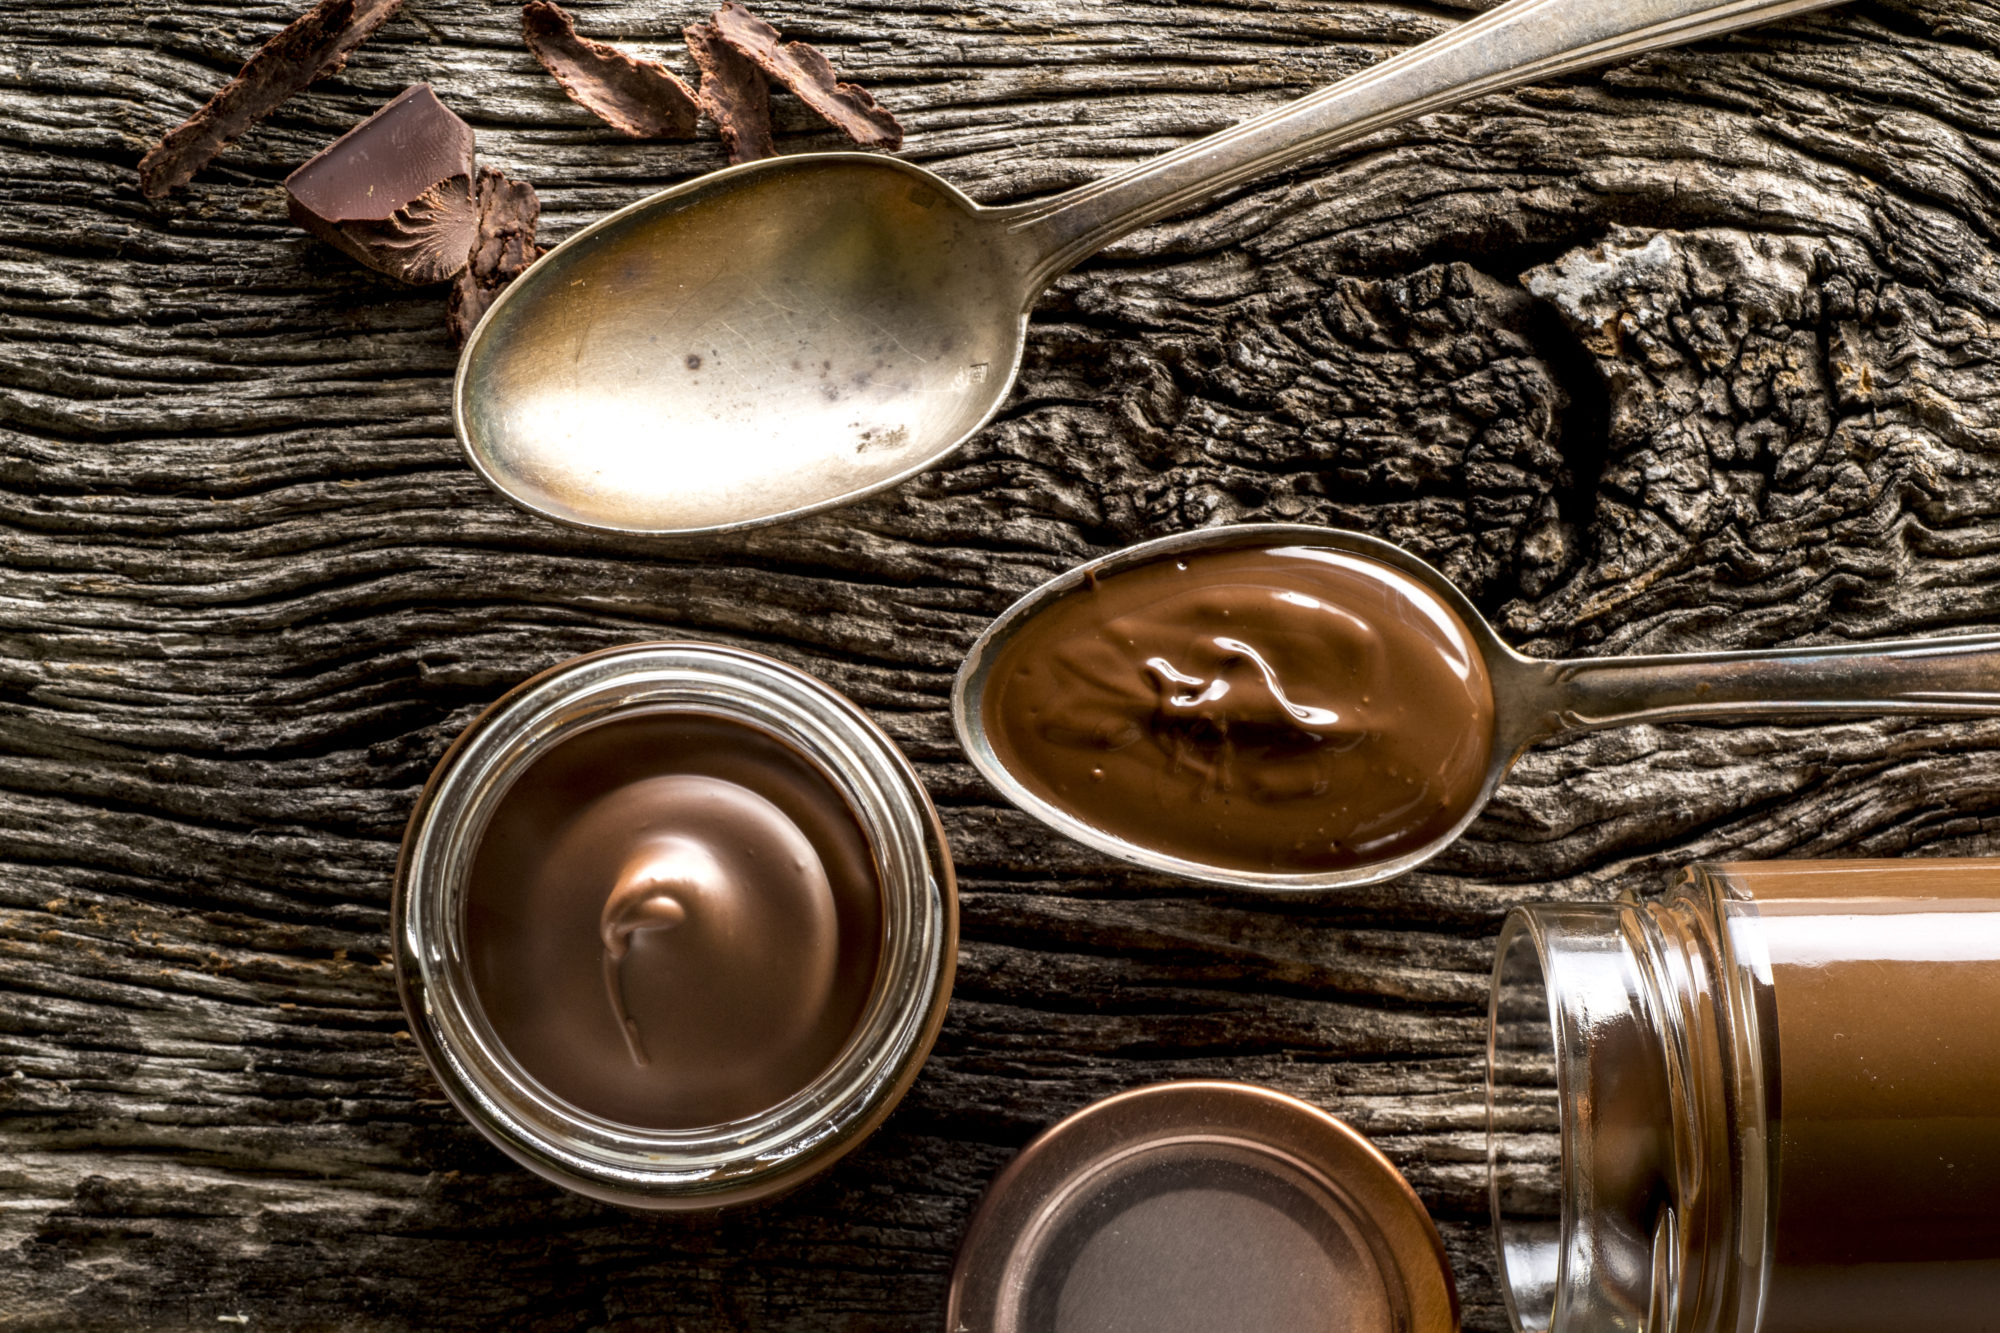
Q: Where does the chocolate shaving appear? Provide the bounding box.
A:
[709,2,901,151]
[285,85,480,286]
[138,0,406,198]
[522,1,700,139]
[685,20,774,164]
[448,168,544,346]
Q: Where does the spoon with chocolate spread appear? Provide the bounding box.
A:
[457,0,1843,535]
[954,525,2000,891]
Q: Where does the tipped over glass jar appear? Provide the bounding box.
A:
[1488,858,2000,1333]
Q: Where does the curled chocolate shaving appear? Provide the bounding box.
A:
[709,2,901,152]
[285,85,479,286]
[522,1,700,139]
[686,20,774,164]
[448,168,544,346]
[138,0,406,198]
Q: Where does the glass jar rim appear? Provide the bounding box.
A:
[393,641,956,1209]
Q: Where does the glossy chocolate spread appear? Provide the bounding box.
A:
[980,540,1495,874]
[1714,860,2000,1331]
[465,711,881,1129]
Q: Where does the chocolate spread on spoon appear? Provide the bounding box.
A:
[980,540,1495,874]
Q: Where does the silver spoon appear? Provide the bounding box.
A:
[458,0,1844,536]
[952,524,2000,892]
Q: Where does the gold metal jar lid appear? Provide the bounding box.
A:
[948,1081,1457,1333]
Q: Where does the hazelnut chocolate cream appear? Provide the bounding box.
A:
[980,539,1495,873]
[1714,860,2000,1330]
[1490,859,2000,1333]
[464,712,882,1129]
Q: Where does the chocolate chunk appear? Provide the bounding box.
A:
[138,0,406,198]
[522,1,700,139]
[709,3,901,151]
[448,168,544,346]
[686,20,774,164]
[285,85,479,286]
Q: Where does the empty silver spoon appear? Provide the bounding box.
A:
[458,0,1844,535]
[953,524,2000,892]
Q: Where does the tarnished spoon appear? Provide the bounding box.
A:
[459,0,1844,536]
[953,524,2000,892]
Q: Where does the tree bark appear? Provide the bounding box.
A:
[3,0,1997,1328]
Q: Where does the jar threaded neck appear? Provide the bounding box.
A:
[1489,884,1762,1333]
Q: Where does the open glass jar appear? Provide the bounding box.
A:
[1489,858,2000,1333]
[393,642,956,1209]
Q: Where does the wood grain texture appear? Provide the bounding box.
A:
[4,0,1998,1327]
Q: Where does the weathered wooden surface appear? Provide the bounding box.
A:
[4,0,1998,1327]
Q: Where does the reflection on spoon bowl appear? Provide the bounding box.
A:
[458,154,1033,534]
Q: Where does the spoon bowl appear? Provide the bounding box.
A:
[459,154,1033,533]
[457,0,1844,534]
[954,523,2000,893]
[953,525,1525,892]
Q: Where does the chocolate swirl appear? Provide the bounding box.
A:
[980,541,1495,874]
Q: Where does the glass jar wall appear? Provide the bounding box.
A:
[1488,859,2000,1333]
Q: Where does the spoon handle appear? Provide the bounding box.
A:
[1535,631,2000,739]
[1002,0,1844,283]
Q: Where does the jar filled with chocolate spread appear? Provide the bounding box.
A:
[393,643,955,1209]
[1488,859,2000,1333]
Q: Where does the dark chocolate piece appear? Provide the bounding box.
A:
[709,2,901,151]
[521,0,701,139]
[686,19,774,164]
[138,0,406,198]
[464,711,883,1130]
[980,539,1496,875]
[447,168,543,346]
[284,85,478,286]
